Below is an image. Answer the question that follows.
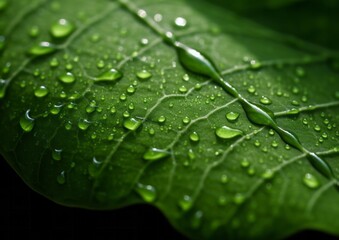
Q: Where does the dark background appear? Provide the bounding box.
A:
[1,157,338,240]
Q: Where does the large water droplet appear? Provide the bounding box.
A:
[215,126,243,139]
[58,72,75,84]
[28,42,56,56]
[135,183,156,203]
[143,148,169,161]
[95,68,123,82]
[123,117,142,131]
[20,110,35,132]
[174,17,187,28]
[34,86,49,98]
[50,19,75,38]
[178,195,193,211]
[303,173,319,189]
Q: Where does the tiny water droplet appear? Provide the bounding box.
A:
[135,183,156,203]
[52,149,62,161]
[220,174,228,184]
[78,119,90,130]
[233,193,245,205]
[0,79,8,98]
[143,148,169,161]
[127,85,136,94]
[28,42,56,56]
[136,70,152,80]
[182,116,191,124]
[179,195,193,211]
[262,169,274,180]
[303,173,319,189]
[314,125,321,132]
[120,93,127,101]
[29,26,39,38]
[56,171,66,184]
[191,211,203,229]
[241,159,250,168]
[179,85,188,93]
[50,104,62,115]
[189,132,200,142]
[259,96,272,105]
[123,117,142,131]
[20,110,35,132]
[95,68,123,82]
[271,141,278,148]
[188,149,195,160]
[58,72,75,84]
[247,85,256,94]
[215,126,243,139]
[34,85,49,98]
[226,112,239,122]
[50,19,75,38]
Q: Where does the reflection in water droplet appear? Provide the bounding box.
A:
[123,117,142,131]
[20,110,35,132]
[95,68,123,82]
[179,195,193,211]
[50,19,75,38]
[34,86,49,98]
[303,173,319,189]
[28,42,56,56]
[216,126,243,139]
[135,183,156,203]
[143,148,169,161]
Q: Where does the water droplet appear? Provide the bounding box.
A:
[136,70,152,80]
[96,60,105,69]
[143,148,169,161]
[188,149,195,160]
[50,104,62,115]
[233,193,245,205]
[174,17,187,28]
[50,19,75,38]
[262,169,274,180]
[56,171,66,184]
[52,149,62,161]
[191,211,203,229]
[123,117,142,131]
[182,116,191,124]
[215,126,243,139]
[29,26,39,38]
[247,85,256,94]
[58,72,75,84]
[259,96,272,105]
[34,86,49,98]
[140,38,149,45]
[158,115,166,123]
[78,119,90,130]
[88,157,102,178]
[20,110,35,132]
[218,196,227,206]
[127,85,136,94]
[179,85,188,93]
[28,42,56,56]
[179,195,193,211]
[189,132,200,142]
[314,125,321,132]
[182,74,189,81]
[241,159,250,168]
[0,79,8,98]
[250,60,262,69]
[220,174,228,184]
[226,112,239,122]
[295,67,305,77]
[135,183,156,203]
[120,93,127,101]
[271,141,278,148]
[95,68,123,82]
[303,173,319,189]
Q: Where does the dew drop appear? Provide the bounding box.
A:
[215,126,243,139]
[135,183,156,203]
[303,173,319,189]
[179,195,193,211]
[95,68,123,82]
[123,117,142,131]
[226,112,239,122]
[136,70,152,80]
[179,85,188,93]
[271,141,278,148]
[158,115,166,123]
[191,211,203,229]
[29,26,39,38]
[52,149,62,161]
[174,17,187,28]
[28,42,56,56]
[189,132,200,142]
[88,157,102,178]
[247,85,256,94]
[78,119,90,130]
[182,116,191,124]
[220,174,228,184]
[127,85,136,94]
[143,148,169,161]
[50,19,75,38]
[262,169,274,180]
[56,171,66,184]
[34,86,49,98]
[259,96,272,105]
[188,149,195,160]
[314,125,321,132]
[50,104,62,115]
[241,159,250,168]
[58,72,75,84]
[182,74,189,81]
[20,110,35,132]
[0,79,8,99]
[233,193,245,205]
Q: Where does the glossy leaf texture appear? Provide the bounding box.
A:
[0,0,339,239]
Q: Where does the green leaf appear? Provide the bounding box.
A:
[1,0,339,239]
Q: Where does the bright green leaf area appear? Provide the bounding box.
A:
[1,0,339,239]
